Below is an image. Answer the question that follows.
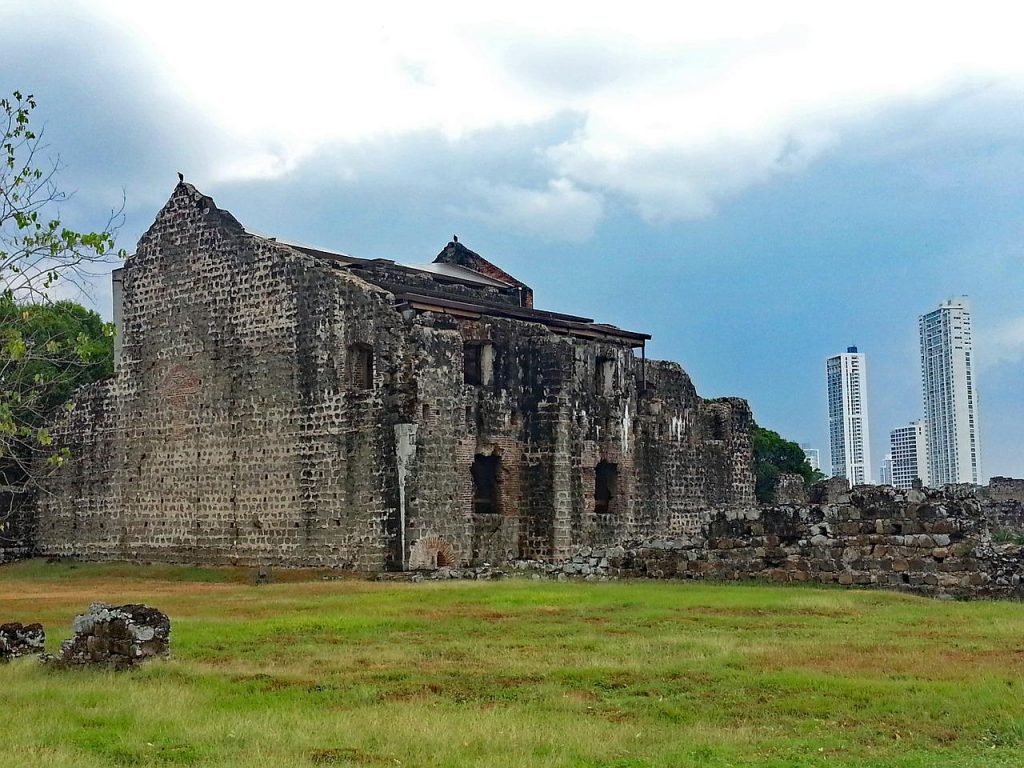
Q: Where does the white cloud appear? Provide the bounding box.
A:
[453,178,604,242]
[85,0,1024,221]
[980,316,1024,370]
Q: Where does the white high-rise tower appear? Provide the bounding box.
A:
[919,298,981,485]
[889,420,930,489]
[827,346,872,485]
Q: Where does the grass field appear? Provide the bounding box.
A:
[3,561,1024,767]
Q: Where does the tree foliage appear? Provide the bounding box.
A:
[0,299,113,480]
[1,90,122,521]
[752,426,823,503]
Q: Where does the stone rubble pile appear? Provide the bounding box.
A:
[49,602,171,668]
[0,622,46,660]
[511,544,633,580]
[972,543,1024,594]
[376,565,507,582]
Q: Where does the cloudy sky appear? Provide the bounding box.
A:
[4,0,1023,478]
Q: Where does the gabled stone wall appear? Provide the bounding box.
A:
[34,184,410,569]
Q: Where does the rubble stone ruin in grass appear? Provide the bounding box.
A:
[0,622,45,661]
[54,602,170,668]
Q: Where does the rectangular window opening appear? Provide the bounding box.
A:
[595,461,618,516]
[349,343,374,390]
[471,454,501,515]
[463,342,494,386]
[595,356,615,396]
[464,343,482,385]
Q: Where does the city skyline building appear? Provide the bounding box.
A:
[827,346,872,485]
[889,420,930,489]
[801,444,821,473]
[919,298,982,485]
[879,454,893,486]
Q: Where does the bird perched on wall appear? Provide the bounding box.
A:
[177,171,184,183]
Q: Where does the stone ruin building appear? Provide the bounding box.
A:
[21,182,755,571]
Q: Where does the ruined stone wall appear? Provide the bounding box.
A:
[28,182,756,571]
[34,183,412,569]
[978,477,1024,535]
[631,363,755,538]
[555,482,1024,598]
[401,321,757,566]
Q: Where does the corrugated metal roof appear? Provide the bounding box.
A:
[401,262,513,288]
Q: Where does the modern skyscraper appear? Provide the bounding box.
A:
[919,298,982,485]
[889,420,930,489]
[800,444,821,473]
[879,454,893,486]
[827,346,872,485]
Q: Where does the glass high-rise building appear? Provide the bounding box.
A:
[919,298,981,485]
[879,454,893,486]
[827,346,872,485]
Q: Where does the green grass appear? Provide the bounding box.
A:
[992,529,1024,545]
[3,561,1024,766]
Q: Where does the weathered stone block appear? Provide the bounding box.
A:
[54,603,170,668]
[0,622,45,660]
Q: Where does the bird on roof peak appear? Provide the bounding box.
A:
[453,234,459,243]
[177,171,184,183]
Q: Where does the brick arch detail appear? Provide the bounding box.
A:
[408,535,459,570]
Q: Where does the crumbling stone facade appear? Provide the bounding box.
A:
[28,183,755,570]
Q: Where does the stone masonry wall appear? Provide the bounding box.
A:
[26,182,756,571]
[34,184,410,569]
[394,314,755,567]
[538,481,1024,598]
[978,477,1024,535]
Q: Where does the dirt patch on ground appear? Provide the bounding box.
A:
[756,642,1024,679]
[309,747,394,765]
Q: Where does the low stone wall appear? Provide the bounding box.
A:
[535,482,1024,599]
[979,477,1024,536]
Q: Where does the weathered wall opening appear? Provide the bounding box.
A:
[348,343,374,390]
[594,460,620,540]
[471,454,501,515]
